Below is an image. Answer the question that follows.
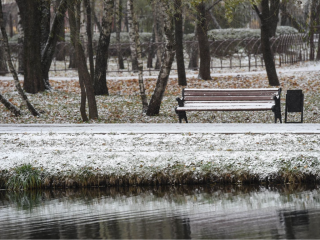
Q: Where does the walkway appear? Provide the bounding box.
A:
[1,123,320,134]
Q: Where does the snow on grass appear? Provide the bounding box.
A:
[1,132,320,187]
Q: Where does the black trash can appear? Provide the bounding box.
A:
[285,90,304,123]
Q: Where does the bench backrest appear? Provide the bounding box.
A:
[182,88,281,102]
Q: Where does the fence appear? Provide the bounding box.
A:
[0,33,318,76]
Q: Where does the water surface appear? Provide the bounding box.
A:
[0,185,320,239]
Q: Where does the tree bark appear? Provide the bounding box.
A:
[127,0,148,112]
[16,0,44,94]
[94,0,114,95]
[55,0,66,61]
[115,0,125,69]
[316,3,320,60]
[188,24,199,70]
[147,0,175,116]
[127,0,139,72]
[197,2,212,80]
[174,0,187,86]
[309,0,317,60]
[0,92,21,116]
[152,0,163,70]
[0,40,8,75]
[41,0,68,90]
[269,0,280,37]
[40,0,50,53]
[84,0,95,82]
[253,2,280,86]
[68,0,98,120]
[0,0,39,116]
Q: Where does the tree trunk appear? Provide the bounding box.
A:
[94,0,114,95]
[309,0,317,60]
[127,0,148,112]
[197,2,212,80]
[68,0,98,120]
[115,0,125,69]
[0,41,8,75]
[40,0,50,52]
[253,1,280,86]
[41,0,68,90]
[0,91,21,116]
[174,0,187,86]
[147,0,175,116]
[16,0,44,94]
[93,12,102,33]
[127,0,139,72]
[84,0,95,82]
[153,0,163,70]
[147,28,156,68]
[316,4,320,60]
[188,24,199,70]
[269,0,280,37]
[55,0,66,61]
[0,0,39,116]
[17,7,23,74]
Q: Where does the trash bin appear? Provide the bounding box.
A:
[285,90,304,123]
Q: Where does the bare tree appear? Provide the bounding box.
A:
[84,0,95,82]
[94,0,114,95]
[196,1,212,80]
[127,0,148,112]
[16,0,44,94]
[0,91,21,116]
[41,0,68,90]
[147,0,176,116]
[174,0,187,86]
[152,0,163,70]
[0,0,39,116]
[68,0,98,120]
[115,0,125,69]
[253,0,280,86]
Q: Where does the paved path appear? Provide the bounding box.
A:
[1,123,320,134]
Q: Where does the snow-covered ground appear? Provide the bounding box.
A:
[1,123,320,186]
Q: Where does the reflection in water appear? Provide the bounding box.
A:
[0,185,320,239]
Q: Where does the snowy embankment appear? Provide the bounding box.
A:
[1,128,320,188]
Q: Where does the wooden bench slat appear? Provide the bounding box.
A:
[177,106,274,111]
[183,102,274,107]
[184,96,275,101]
[183,88,279,92]
[184,91,278,96]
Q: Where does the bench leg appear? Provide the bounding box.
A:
[178,111,188,123]
[273,96,282,123]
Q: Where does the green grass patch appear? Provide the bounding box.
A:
[7,164,42,190]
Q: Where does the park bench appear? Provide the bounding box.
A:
[175,88,282,123]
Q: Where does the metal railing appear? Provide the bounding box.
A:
[0,33,318,76]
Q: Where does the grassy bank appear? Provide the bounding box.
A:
[1,131,320,190]
[0,160,319,190]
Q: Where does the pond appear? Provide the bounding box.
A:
[0,184,320,239]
